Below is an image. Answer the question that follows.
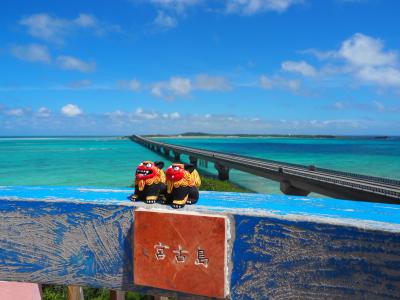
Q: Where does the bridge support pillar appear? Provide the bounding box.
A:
[215,163,230,181]
[173,151,181,162]
[163,147,170,156]
[280,180,310,196]
[189,156,198,167]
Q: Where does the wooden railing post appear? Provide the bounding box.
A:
[110,290,125,300]
[67,285,84,300]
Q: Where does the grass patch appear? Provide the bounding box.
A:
[42,286,151,300]
[199,175,252,193]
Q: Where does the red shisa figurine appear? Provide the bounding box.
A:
[131,161,166,203]
[166,163,201,209]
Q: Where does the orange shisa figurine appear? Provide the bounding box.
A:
[165,163,201,209]
[131,161,166,203]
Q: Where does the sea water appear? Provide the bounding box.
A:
[158,137,400,194]
[0,136,399,195]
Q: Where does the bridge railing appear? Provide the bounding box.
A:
[133,135,400,186]
[1,186,400,299]
[131,135,400,203]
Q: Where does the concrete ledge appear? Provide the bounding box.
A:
[0,186,400,299]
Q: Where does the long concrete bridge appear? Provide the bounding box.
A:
[130,135,400,204]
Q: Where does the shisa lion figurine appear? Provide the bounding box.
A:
[131,161,166,204]
[166,163,201,209]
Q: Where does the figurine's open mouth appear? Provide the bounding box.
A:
[136,169,152,176]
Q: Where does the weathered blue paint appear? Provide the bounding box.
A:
[230,215,400,299]
[0,199,134,288]
[1,186,400,228]
[1,186,400,299]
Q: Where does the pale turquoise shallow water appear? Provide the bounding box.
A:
[0,137,399,195]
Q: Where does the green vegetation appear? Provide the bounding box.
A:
[42,286,151,300]
[199,175,251,193]
[42,285,67,300]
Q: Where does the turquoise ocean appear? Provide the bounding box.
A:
[0,136,399,195]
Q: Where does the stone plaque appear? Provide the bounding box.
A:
[134,209,227,298]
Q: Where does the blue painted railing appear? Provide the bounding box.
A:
[1,186,400,299]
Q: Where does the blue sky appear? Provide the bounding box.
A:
[1,0,400,135]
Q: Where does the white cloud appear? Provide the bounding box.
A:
[151,84,164,97]
[372,101,385,113]
[74,13,97,28]
[356,66,400,87]
[302,33,400,88]
[149,0,202,14]
[194,74,232,91]
[333,102,345,109]
[281,60,316,77]
[61,104,83,117]
[339,34,400,88]
[107,108,180,126]
[330,100,400,113]
[162,112,181,119]
[2,103,391,135]
[259,75,274,89]
[337,0,368,3]
[286,79,301,91]
[259,75,301,91]
[5,108,26,117]
[118,79,141,91]
[169,77,192,95]
[10,44,51,63]
[304,34,399,68]
[226,0,303,15]
[377,102,400,113]
[115,109,369,133]
[169,112,181,119]
[150,74,232,98]
[151,76,192,98]
[19,13,121,43]
[147,0,301,15]
[300,48,337,60]
[107,110,125,118]
[154,11,177,29]
[135,107,159,119]
[67,79,92,89]
[36,107,51,118]
[339,33,397,67]
[56,56,96,73]
[20,13,66,43]
[145,0,201,31]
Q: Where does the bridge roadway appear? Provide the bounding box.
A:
[130,135,400,204]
